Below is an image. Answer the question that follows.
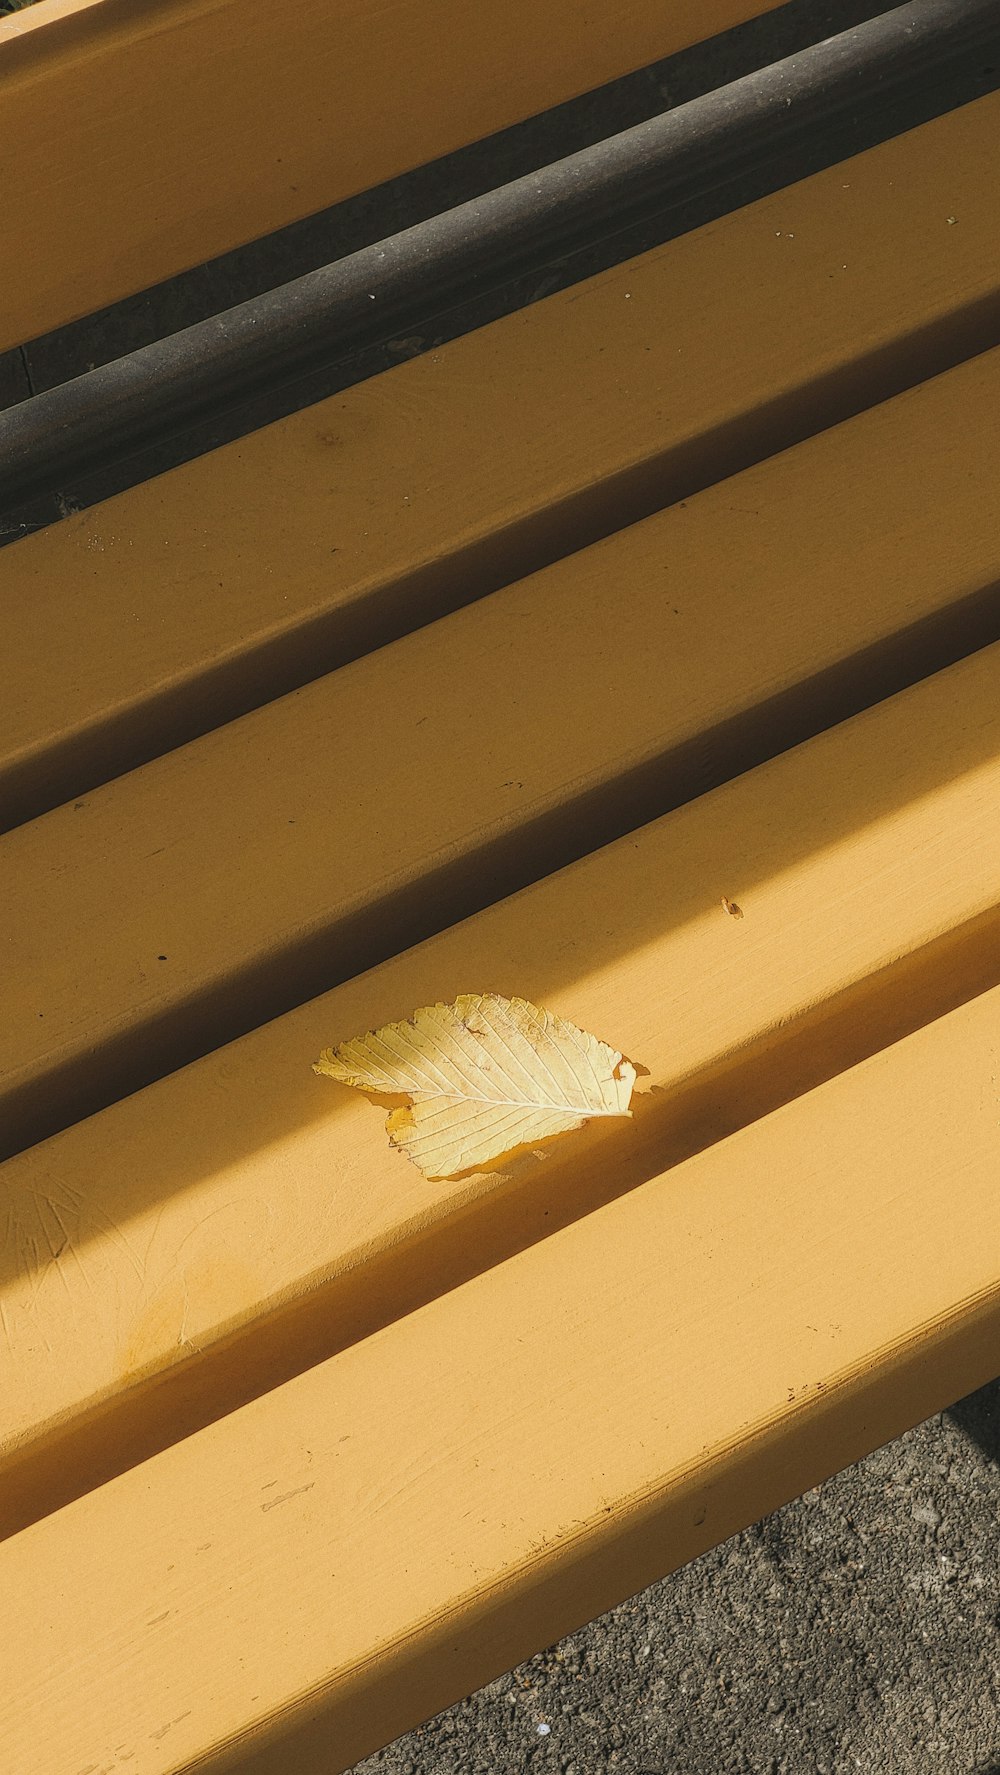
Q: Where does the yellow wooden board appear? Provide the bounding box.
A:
[4,91,1000,831]
[0,0,782,351]
[3,978,999,1774]
[4,343,1000,1160]
[4,636,999,1538]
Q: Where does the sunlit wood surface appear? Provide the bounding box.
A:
[3,32,1000,1775]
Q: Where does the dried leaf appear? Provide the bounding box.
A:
[313,991,636,1179]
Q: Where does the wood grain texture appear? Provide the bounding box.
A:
[4,91,1000,831]
[0,0,781,351]
[4,637,999,1537]
[4,345,1000,1161]
[3,980,1000,1774]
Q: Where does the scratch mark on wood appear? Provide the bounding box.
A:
[261,1482,316,1513]
[149,1713,191,1742]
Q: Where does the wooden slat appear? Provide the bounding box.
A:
[4,636,1000,1538]
[0,0,781,352]
[5,345,1000,1160]
[4,90,1000,832]
[4,979,1000,1775]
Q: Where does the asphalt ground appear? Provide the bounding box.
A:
[5,3,1000,1768]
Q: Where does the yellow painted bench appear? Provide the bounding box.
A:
[3,5,1000,1770]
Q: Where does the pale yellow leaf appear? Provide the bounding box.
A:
[313,992,636,1179]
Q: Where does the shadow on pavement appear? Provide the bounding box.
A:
[947,1375,1000,1466]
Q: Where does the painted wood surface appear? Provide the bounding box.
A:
[4,51,1000,1770]
[4,343,1000,1160]
[3,979,999,1773]
[4,92,1000,830]
[4,637,999,1537]
[0,0,781,350]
